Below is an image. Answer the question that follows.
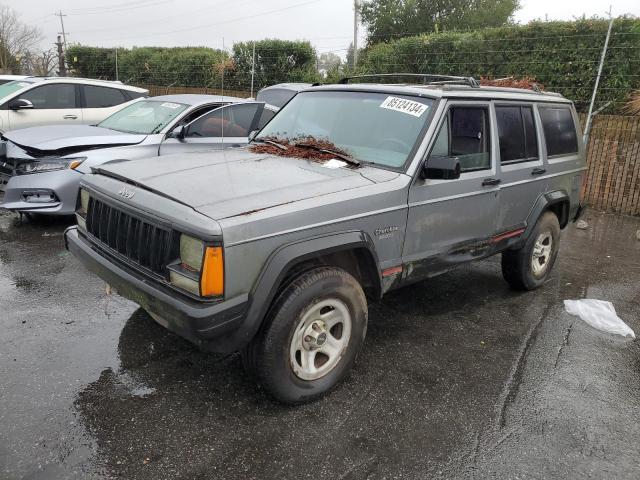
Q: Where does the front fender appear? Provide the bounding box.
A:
[208,230,381,354]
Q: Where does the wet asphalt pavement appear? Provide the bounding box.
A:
[1,209,639,480]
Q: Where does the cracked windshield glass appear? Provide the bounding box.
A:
[255,91,434,168]
[98,100,188,134]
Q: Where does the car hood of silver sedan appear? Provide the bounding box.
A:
[93,148,397,220]
[2,125,147,158]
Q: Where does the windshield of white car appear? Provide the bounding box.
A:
[0,81,35,101]
[98,100,189,134]
[256,90,434,168]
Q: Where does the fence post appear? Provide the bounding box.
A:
[583,15,614,145]
[250,41,256,98]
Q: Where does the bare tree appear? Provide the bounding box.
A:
[0,4,43,73]
[22,48,57,76]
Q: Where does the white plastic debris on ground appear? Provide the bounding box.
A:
[564,299,635,339]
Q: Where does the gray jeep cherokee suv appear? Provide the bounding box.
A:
[65,75,585,403]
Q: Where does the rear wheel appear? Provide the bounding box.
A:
[242,267,367,404]
[502,211,561,290]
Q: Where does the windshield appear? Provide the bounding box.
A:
[98,100,188,134]
[256,91,434,168]
[0,80,34,101]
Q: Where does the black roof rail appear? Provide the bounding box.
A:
[337,73,480,88]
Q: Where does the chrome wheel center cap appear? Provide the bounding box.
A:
[303,321,328,350]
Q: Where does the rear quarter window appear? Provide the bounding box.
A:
[83,85,128,108]
[539,106,578,157]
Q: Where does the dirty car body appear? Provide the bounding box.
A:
[0,94,276,215]
[65,79,586,403]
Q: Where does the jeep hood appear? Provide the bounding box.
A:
[2,125,146,158]
[94,148,392,220]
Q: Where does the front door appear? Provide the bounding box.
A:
[159,103,264,156]
[403,101,500,280]
[8,83,82,130]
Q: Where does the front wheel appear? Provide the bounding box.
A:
[501,211,561,290]
[242,267,368,404]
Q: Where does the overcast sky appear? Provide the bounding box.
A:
[14,0,640,57]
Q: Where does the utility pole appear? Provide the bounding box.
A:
[55,11,68,48]
[56,35,67,77]
[115,48,119,81]
[353,0,359,69]
[55,11,68,76]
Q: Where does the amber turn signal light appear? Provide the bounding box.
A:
[200,246,224,297]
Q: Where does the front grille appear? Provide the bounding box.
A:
[85,197,179,276]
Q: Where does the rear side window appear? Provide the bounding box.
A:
[539,107,578,157]
[21,84,77,109]
[496,105,538,163]
[83,85,127,108]
[124,90,146,100]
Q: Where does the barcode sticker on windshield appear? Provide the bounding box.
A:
[380,96,428,117]
[160,102,181,109]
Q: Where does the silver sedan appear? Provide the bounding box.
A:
[0,94,277,216]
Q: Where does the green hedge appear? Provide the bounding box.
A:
[66,40,319,91]
[358,18,640,112]
[230,39,319,91]
[66,46,229,88]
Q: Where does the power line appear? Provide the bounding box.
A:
[80,0,325,42]
[71,0,258,35]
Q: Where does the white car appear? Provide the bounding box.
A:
[0,77,148,132]
[0,75,30,85]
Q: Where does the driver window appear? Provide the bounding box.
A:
[21,84,77,109]
[187,103,261,138]
[429,106,491,172]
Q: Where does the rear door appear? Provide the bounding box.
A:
[494,102,548,233]
[81,84,137,124]
[404,100,500,279]
[159,103,264,156]
[7,83,82,130]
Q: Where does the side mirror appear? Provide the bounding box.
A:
[8,98,34,111]
[168,125,186,140]
[421,156,461,180]
[248,130,259,142]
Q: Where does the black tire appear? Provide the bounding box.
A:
[242,267,368,404]
[502,211,561,291]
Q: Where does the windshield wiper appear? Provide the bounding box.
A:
[295,143,360,166]
[253,138,288,151]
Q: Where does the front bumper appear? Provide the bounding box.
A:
[0,169,81,215]
[65,226,248,351]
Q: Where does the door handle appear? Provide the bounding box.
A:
[531,168,547,176]
[63,115,78,120]
[482,178,501,187]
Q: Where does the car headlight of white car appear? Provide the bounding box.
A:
[15,157,86,175]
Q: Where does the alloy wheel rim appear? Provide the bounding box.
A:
[531,230,553,276]
[289,298,352,381]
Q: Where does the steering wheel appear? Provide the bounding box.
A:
[377,137,411,153]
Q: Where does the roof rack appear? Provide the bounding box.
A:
[337,73,480,88]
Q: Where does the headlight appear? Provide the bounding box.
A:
[180,234,204,272]
[169,234,224,298]
[79,189,90,216]
[76,188,90,229]
[16,158,86,175]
